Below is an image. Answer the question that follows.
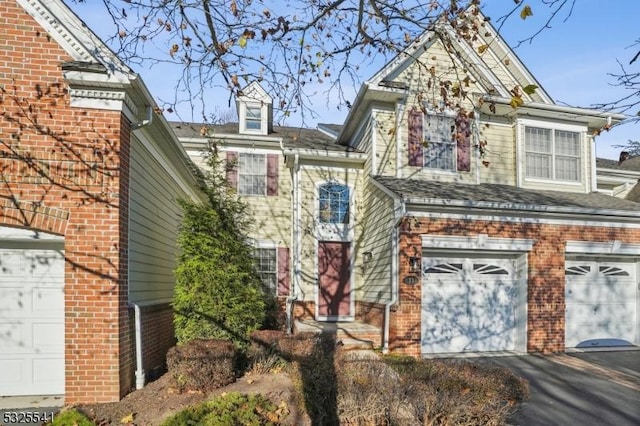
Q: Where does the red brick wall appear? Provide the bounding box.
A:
[0,2,133,403]
[392,217,640,356]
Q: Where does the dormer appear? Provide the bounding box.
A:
[237,81,273,135]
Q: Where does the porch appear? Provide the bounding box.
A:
[294,319,383,350]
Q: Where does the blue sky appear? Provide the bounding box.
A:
[70,1,640,160]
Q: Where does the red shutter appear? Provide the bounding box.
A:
[266,154,279,196]
[277,247,290,296]
[408,109,423,167]
[226,151,238,191]
[455,112,471,172]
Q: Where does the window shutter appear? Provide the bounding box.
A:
[277,247,290,296]
[266,154,279,196]
[408,109,424,167]
[226,151,238,190]
[455,112,471,172]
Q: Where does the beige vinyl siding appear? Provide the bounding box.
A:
[358,181,394,303]
[129,138,189,303]
[241,154,292,243]
[394,38,483,183]
[478,117,516,185]
[298,165,364,301]
[374,110,397,177]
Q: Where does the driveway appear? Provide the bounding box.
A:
[472,350,640,426]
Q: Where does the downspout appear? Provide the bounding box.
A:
[284,144,300,333]
[128,302,145,390]
[128,105,153,390]
[383,204,405,354]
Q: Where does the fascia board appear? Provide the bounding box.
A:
[404,197,640,220]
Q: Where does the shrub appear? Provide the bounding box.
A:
[160,392,287,426]
[166,339,237,393]
[47,408,94,426]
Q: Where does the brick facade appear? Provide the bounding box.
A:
[0,1,133,403]
[392,216,640,356]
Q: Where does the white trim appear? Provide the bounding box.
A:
[0,227,64,241]
[222,146,282,155]
[422,234,535,252]
[404,197,640,219]
[371,112,378,175]
[396,99,405,178]
[517,118,587,187]
[409,210,640,229]
[301,164,362,172]
[314,178,355,242]
[565,240,640,256]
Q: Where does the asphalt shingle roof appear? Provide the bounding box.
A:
[374,176,640,212]
[596,156,640,171]
[170,121,359,153]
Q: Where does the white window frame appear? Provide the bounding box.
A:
[237,153,266,196]
[422,110,457,172]
[253,240,278,295]
[239,102,267,134]
[519,119,585,185]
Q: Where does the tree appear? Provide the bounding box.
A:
[173,143,270,347]
[74,0,585,124]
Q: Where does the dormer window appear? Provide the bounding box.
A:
[237,81,273,135]
[245,105,262,131]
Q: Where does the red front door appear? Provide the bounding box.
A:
[317,241,351,319]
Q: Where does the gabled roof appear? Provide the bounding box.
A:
[338,7,626,143]
[375,176,640,215]
[19,0,132,83]
[238,81,272,104]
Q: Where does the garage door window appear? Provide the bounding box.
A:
[424,262,509,275]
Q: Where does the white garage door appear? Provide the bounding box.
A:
[0,247,65,396]
[421,257,522,354]
[565,260,638,348]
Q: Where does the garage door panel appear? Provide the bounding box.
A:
[565,260,638,348]
[0,321,24,349]
[422,257,520,354]
[0,247,64,396]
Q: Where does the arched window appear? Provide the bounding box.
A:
[318,182,350,224]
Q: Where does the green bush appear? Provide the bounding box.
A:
[173,147,267,348]
[48,408,94,426]
[160,392,286,426]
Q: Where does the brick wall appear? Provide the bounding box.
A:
[0,2,132,403]
[392,217,640,356]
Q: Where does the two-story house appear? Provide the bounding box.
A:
[176,8,640,358]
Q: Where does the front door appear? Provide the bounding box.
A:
[317,241,352,320]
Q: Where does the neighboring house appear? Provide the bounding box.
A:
[596,156,640,202]
[0,0,202,404]
[177,9,640,358]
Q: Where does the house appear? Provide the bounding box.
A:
[596,155,640,202]
[176,7,640,358]
[0,0,202,403]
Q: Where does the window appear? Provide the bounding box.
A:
[253,247,277,293]
[424,114,455,171]
[245,106,262,131]
[238,153,265,195]
[318,183,350,224]
[525,126,581,182]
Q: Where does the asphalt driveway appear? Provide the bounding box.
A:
[473,350,640,426]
